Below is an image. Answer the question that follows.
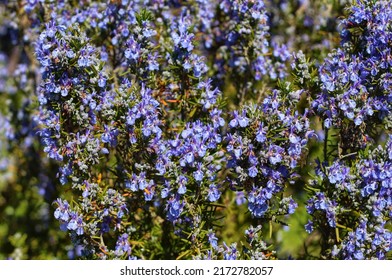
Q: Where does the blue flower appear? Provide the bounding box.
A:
[98,76,106,88]
[353,250,364,260]
[328,161,350,184]
[166,195,184,222]
[207,230,218,248]
[305,220,314,233]
[177,176,188,194]
[54,198,70,222]
[67,212,84,235]
[287,198,298,214]
[193,163,204,182]
[255,123,266,143]
[207,184,221,202]
[115,234,131,257]
[248,166,258,178]
[222,242,238,260]
[124,37,140,61]
[268,145,284,165]
[229,110,249,128]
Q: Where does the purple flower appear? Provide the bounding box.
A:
[222,242,238,260]
[305,220,314,233]
[207,230,218,248]
[177,175,188,194]
[166,195,184,222]
[67,212,84,235]
[229,110,249,128]
[268,145,284,165]
[98,76,106,88]
[327,161,350,184]
[287,198,298,214]
[248,166,258,178]
[255,123,266,143]
[193,163,204,181]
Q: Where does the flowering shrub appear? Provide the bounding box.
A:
[0,0,391,260]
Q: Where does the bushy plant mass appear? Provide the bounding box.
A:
[0,0,391,260]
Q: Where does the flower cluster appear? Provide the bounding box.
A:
[215,0,289,81]
[196,225,275,260]
[306,136,392,259]
[303,0,392,260]
[226,87,313,219]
